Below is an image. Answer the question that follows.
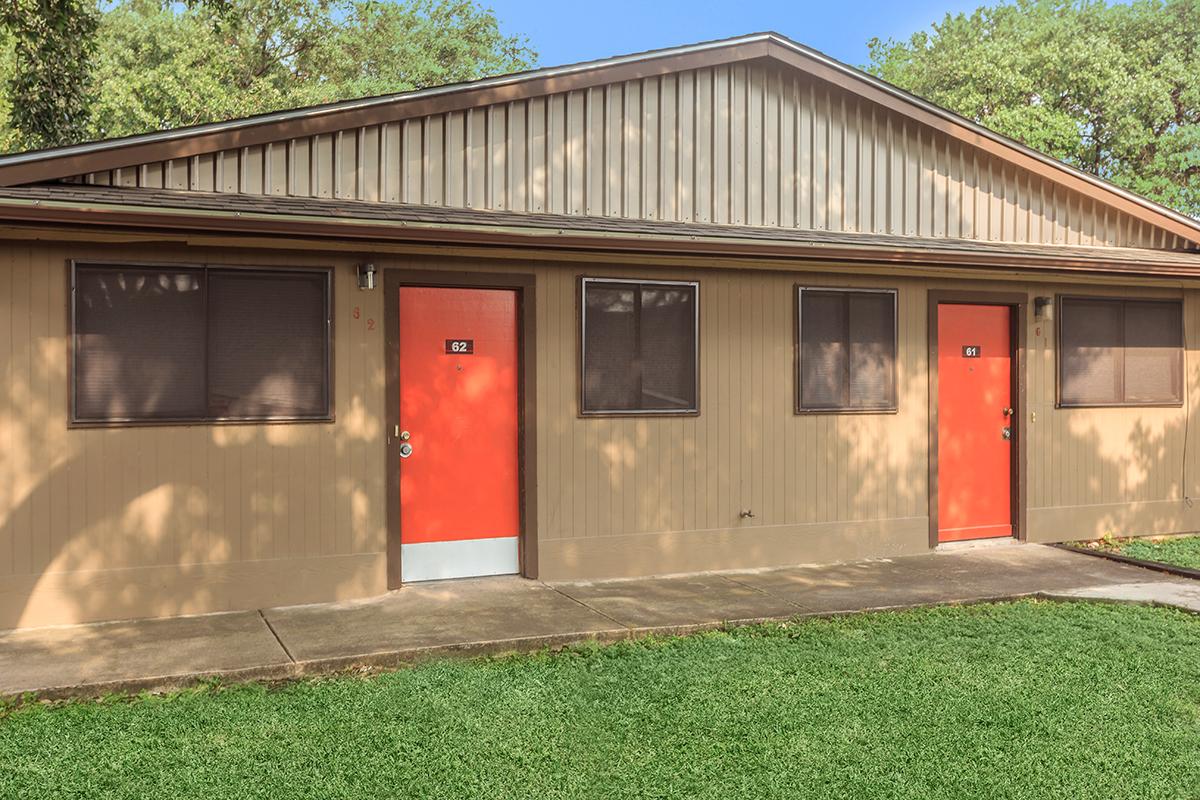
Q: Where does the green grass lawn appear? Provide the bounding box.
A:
[1109,534,1200,570]
[3,601,1199,799]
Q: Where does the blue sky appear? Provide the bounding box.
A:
[486,0,988,69]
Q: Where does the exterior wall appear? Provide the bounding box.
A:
[3,235,1199,627]
[0,241,388,629]
[73,61,1185,250]
[1026,285,1200,541]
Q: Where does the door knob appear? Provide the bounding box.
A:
[1001,426,1012,440]
[399,442,414,458]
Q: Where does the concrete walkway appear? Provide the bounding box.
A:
[2,543,1196,699]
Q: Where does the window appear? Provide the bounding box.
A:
[72,263,331,424]
[797,287,897,412]
[581,278,698,414]
[1058,296,1182,407]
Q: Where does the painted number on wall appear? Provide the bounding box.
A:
[352,307,375,330]
[445,339,475,354]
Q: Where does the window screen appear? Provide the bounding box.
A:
[798,288,897,411]
[581,279,698,413]
[1059,297,1181,406]
[73,264,331,423]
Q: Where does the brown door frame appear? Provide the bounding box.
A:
[927,289,1028,548]
[384,268,538,589]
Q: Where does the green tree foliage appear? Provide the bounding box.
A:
[0,0,100,152]
[0,0,534,151]
[868,0,1200,217]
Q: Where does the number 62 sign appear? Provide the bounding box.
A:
[445,339,474,354]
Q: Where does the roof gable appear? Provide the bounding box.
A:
[1,32,1196,248]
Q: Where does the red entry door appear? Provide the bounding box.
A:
[398,287,520,581]
[937,304,1014,543]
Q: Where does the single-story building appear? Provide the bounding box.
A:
[1,32,1199,630]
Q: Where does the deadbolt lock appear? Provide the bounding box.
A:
[1001,426,1012,440]
[1002,407,1014,417]
[399,430,411,441]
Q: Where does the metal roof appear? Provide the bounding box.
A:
[1,183,1197,276]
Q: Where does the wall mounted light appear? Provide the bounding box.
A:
[1034,296,1054,321]
[357,262,377,291]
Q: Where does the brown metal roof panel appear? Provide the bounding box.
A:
[0,184,1197,275]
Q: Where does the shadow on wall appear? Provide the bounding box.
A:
[547,281,1200,578]
[1028,299,1200,539]
[544,275,932,577]
[3,275,1199,627]
[0,359,386,629]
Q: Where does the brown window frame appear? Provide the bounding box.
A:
[1056,294,1184,409]
[795,286,899,414]
[69,260,334,427]
[578,276,700,417]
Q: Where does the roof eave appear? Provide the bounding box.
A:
[2,194,1197,278]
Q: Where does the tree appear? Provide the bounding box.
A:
[0,0,99,152]
[867,0,1200,218]
[89,0,535,141]
[0,0,535,151]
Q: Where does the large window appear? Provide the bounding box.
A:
[797,287,897,412]
[580,278,698,414]
[1058,296,1182,407]
[72,263,331,424]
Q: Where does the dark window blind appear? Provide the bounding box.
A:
[799,291,847,408]
[798,289,897,411]
[208,271,329,418]
[73,264,330,423]
[582,284,639,411]
[75,267,207,420]
[581,280,697,413]
[849,292,897,409]
[1060,297,1181,406]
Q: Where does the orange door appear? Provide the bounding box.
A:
[937,304,1014,543]
[398,287,520,581]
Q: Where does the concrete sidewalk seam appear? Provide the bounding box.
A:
[258,610,296,663]
[719,574,817,613]
[540,581,634,629]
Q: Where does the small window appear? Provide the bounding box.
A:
[1059,296,1182,407]
[581,278,698,414]
[72,263,331,424]
[797,287,897,412]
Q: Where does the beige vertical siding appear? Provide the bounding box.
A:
[531,264,930,578]
[74,63,1187,249]
[0,242,387,628]
[1024,284,1200,540]
[3,237,1200,626]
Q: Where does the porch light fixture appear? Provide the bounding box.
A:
[357,262,377,291]
[1034,296,1054,321]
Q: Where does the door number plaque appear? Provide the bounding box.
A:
[962,345,981,358]
[445,339,474,354]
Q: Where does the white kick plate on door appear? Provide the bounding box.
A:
[400,536,519,582]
